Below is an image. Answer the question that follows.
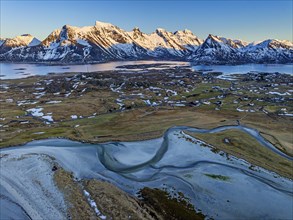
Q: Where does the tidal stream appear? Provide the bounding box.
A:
[1,125,292,219]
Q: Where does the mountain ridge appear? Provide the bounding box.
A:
[0,21,292,64]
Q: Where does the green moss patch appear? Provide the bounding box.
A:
[204,174,231,181]
[187,129,293,179]
[139,187,205,220]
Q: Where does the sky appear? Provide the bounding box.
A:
[1,0,292,42]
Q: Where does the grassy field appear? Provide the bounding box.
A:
[54,168,96,220]
[186,129,293,179]
[0,107,230,147]
[1,68,292,180]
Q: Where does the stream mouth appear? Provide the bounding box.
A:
[1,125,293,219]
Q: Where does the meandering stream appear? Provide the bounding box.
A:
[1,125,292,219]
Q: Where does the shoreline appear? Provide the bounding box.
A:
[1,60,292,66]
[0,58,186,66]
[1,122,292,158]
[1,122,292,179]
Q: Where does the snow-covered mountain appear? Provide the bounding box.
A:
[0,34,41,54]
[2,34,40,48]
[189,35,292,64]
[0,21,292,64]
[240,39,293,63]
[189,34,241,64]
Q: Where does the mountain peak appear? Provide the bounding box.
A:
[28,37,41,47]
[21,34,32,37]
[156,28,167,33]
[1,20,292,64]
[208,34,220,39]
[174,29,193,35]
[254,39,293,50]
[95,20,113,28]
[205,34,223,44]
[133,27,141,32]
[61,24,76,29]
[183,29,193,34]
[2,34,40,48]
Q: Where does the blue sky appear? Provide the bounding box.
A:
[1,0,292,42]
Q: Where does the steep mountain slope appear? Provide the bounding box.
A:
[241,39,293,63]
[0,34,41,54]
[189,35,293,64]
[2,34,40,47]
[0,38,7,47]
[189,34,241,64]
[174,29,203,50]
[0,21,292,64]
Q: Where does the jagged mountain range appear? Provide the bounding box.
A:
[0,21,292,64]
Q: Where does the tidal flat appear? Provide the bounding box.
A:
[1,126,292,219]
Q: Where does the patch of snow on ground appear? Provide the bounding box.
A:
[166,89,178,96]
[278,113,293,117]
[71,115,78,119]
[42,115,53,122]
[174,103,186,107]
[83,190,107,219]
[33,92,46,99]
[110,83,125,93]
[144,100,151,106]
[17,100,38,106]
[46,101,62,104]
[27,108,54,123]
[27,108,44,117]
[268,91,291,96]
[35,87,44,91]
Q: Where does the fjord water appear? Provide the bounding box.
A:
[0,61,187,79]
[0,62,292,79]
[1,125,292,219]
[193,63,293,75]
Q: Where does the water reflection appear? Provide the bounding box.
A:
[0,61,187,79]
[192,63,293,75]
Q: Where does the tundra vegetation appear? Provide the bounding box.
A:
[1,64,292,218]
